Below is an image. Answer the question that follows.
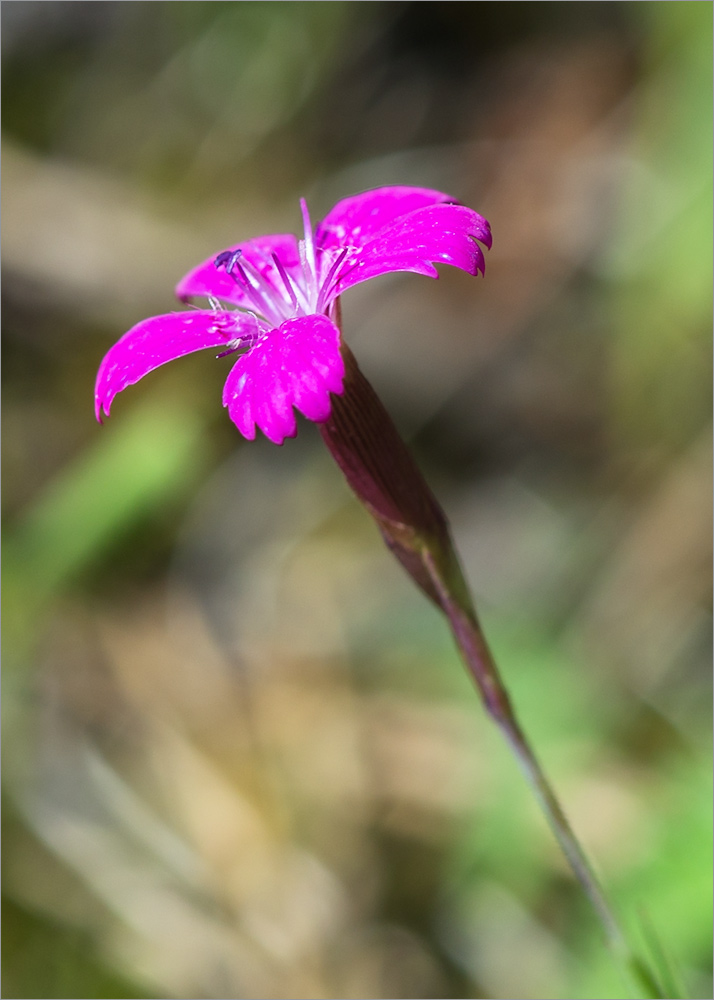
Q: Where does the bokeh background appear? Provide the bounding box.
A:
[2,3,712,998]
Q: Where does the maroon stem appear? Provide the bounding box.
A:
[422,551,623,941]
[319,333,663,998]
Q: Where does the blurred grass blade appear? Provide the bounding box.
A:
[637,909,685,1000]
[3,395,212,653]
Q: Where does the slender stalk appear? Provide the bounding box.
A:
[421,547,665,1000]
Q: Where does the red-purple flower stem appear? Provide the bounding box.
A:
[321,333,664,1000]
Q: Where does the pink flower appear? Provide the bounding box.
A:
[95,186,491,445]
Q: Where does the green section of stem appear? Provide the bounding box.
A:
[421,545,666,1000]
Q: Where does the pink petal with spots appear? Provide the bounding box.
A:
[95,310,257,420]
[175,233,301,309]
[328,203,492,299]
[222,315,344,445]
[316,186,457,250]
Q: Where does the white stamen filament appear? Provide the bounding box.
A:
[270,252,312,315]
[232,258,278,322]
[300,198,318,288]
[216,205,352,326]
[317,247,349,313]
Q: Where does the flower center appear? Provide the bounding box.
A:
[214,200,351,330]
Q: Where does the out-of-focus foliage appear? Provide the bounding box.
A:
[2,3,711,999]
[608,1,712,453]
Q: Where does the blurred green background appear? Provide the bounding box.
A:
[2,3,711,998]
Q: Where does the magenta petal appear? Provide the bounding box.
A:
[95,309,257,420]
[175,233,301,307]
[331,203,492,296]
[316,186,457,251]
[222,315,344,445]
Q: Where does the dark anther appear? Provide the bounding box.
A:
[215,249,243,273]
